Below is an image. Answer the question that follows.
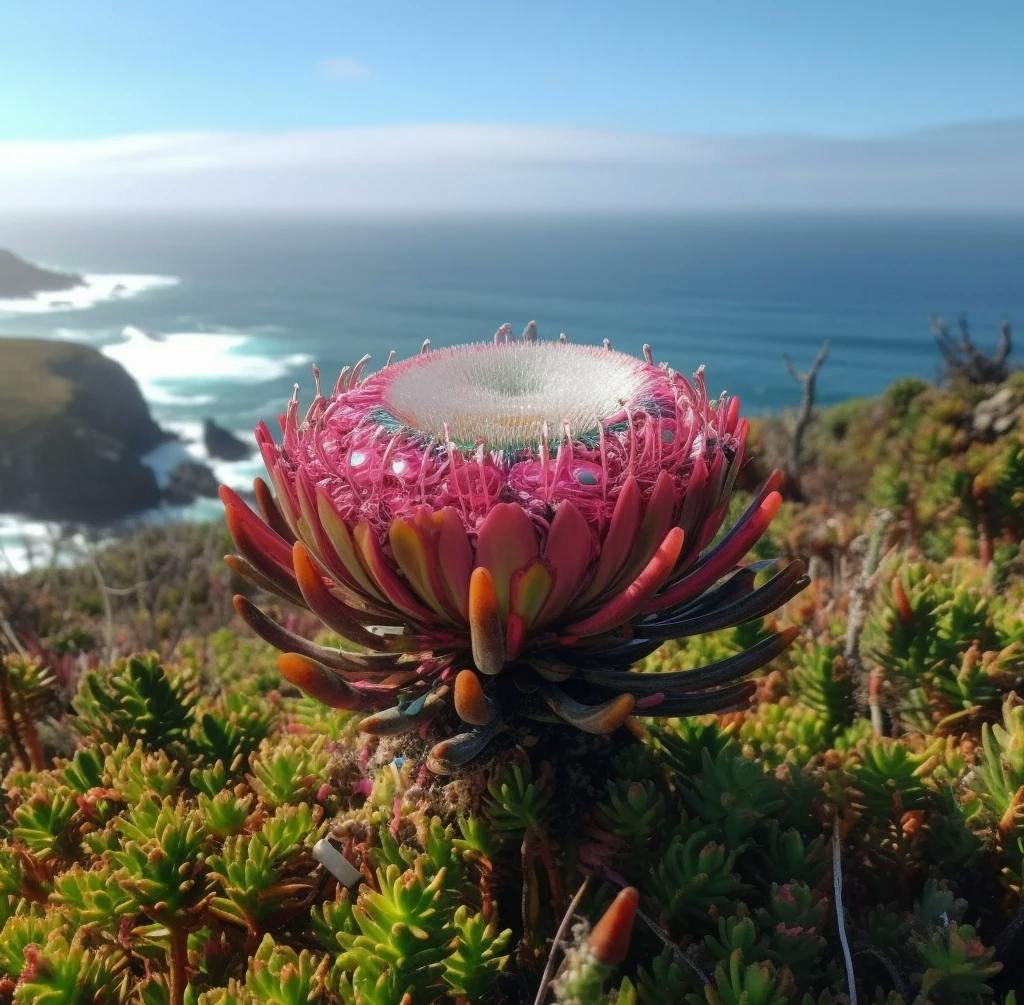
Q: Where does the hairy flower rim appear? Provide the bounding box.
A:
[376,340,655,451]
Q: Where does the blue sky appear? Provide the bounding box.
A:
[3,0,1022,139]
[1,2,1022,210]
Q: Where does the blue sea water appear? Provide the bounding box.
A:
[0,210,1021,561]
[4,210,1023,415]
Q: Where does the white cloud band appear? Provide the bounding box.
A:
[1,120,1020,210]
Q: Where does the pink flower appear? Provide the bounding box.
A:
[222,324,805,770]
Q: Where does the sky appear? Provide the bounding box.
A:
[1,1,1022,211]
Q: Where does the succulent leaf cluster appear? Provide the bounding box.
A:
[0,366,1022,1002]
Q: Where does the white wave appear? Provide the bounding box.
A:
[0,516,99,575]
[209,455,264,493]
[2,443,263,574]
[143,419,262,495]
[152,389,218,406]
[51,326,118,345]
[0,272,179,315]
[102,326,313,408]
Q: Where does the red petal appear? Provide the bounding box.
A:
[542,687,636,734]
[223,553,302,607]
[454,669,493,725]
[292,541,392,650]
[388,509,463,623]
[563,527,684,638]
[253,477,296,544]
[537,501,592,625]
[220,486,300,600]
[434,507,473,620]
[474,503,539,616]
[315,490,386,602]
[278,653,381,710]
[353,521,436,624]
[607,469,676,593]
[643,491,781,615]
[577,476,642,607]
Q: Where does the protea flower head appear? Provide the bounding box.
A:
[221,323,807,771]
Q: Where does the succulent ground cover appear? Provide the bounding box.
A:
[0,365,1022,1003]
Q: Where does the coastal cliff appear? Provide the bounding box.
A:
[0,338,168,522]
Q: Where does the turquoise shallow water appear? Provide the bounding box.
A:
[0,209,1021,557]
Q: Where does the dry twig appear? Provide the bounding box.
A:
[532,876,590,1005]
[931,315,1012,385]
[833,812,858,1005]
[783,341,831,497]
[843,510,892,733]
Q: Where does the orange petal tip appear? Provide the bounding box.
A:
[760,490,782,521]
[588,886,639,965]
[454,669,492,725]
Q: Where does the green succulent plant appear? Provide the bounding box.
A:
[651,830,748,936]
[74,655,196,751]
[1,366,1024,1003]
[331,862,454,1005]
[11,930,130,1005]
[207,803,323,934]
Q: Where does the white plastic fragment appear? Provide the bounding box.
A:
[313,838,362,887]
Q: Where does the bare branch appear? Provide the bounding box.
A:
[994,319,1013,369]
[82,547,116,663]
[932,314,1013,385]
[844,511,892,676]
[634,904,711,986]
[783,340,830,497]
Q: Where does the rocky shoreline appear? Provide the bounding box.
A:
[0,249,83,298]
[0,338,226,524]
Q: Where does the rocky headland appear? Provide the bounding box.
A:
[0,249,83,298]
[203,417,252,461]
[0,338,221,523]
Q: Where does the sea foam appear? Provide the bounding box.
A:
[0,273,179,315]
[103,325,312,406]
[0,515,99,575]
[144,419,263,495]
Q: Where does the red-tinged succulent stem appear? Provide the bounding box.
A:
[168,924,188,1005]
[0,661,30,771]
[520,832,541,960]
[20,715,45,772]
[978,518,993,565]
[534,827,565,913]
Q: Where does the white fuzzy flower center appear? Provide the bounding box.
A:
[382,342,649,450]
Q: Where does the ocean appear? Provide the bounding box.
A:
[1,210,1022,566]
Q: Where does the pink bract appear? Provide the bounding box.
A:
[223,323,806,770]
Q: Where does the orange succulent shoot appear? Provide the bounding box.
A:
[221,323,805,770]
